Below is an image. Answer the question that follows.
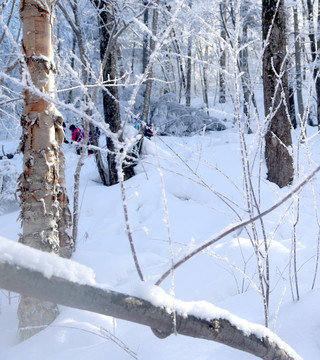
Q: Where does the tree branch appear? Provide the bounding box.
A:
[0,242,300,360]
[156,164,320,285]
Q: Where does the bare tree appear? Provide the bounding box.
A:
[262,0,294,188]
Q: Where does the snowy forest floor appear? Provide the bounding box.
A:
[1,123,320,359]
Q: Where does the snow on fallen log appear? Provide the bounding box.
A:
[0,237,301,360]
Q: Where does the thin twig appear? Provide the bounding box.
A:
[155,164,320,285]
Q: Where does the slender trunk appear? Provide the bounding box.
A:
[239,21,252,133]
[293,2,304,125]
[307,0,320,127]
[219,2,226,104]
[198,43,209,110]
[289,85,297,129]
[72,122,89,245]
[186,0,192,107]
[165,3,186,99]
[186,37,192,107]
[67,34,76,104]
[142,0,159,125]
[131,42,135,73]
[170,29,186,102]
[142,0,149,73]
[203,45,209,110]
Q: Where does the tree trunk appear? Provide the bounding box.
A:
[142,0,149,73]
[94,0,134,185]
[185,0,192,107]
[18,0,72,340]
[203,45,209,110]
[219,2,226,104]
[306,0,320,127]
[262,0,294,188]
[0,250,300,360]
[293,1,304,131]
[95,1,120,185]
[141,0,160,125]
[289,85,297,129]
[239,19,252,133]
[170,28,186,103]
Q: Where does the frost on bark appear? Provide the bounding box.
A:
[17,0,72,340]
[262,0,294,188]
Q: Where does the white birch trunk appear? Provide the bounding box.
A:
[18,0,72,340]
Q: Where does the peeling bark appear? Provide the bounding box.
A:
[18,0,72,340]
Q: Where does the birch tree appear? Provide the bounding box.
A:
[17,0,72,340]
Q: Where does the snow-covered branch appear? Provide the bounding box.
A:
[0,238,300,360]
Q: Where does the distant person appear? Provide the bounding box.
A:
[144,125,153,139]
[69,124,84,155]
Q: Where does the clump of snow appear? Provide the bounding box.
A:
[0,237,96,286]
[151,93,226,136]
[0,160,19,215]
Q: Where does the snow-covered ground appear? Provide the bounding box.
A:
[1,124,320,359]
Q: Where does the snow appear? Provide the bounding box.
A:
[0,237,96,286]
[1,124,320,359]
[132,282,301,359]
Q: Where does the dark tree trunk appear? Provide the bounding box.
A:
[142,0,149,73]
[141,0,159,125]
[219,2,226,104]
[185,1,192,107]
[289,85,297,129]
[293,1,304,129]
[93,0,134,185]
[239,20,252,133]
[99,2,121,185]
[307,0,320,127]
[262,0,294,188]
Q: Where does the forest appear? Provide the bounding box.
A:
[1,0,320,359]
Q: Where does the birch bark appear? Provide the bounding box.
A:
[18,0,72,340]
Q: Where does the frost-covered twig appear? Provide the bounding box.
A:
[156,164,320,286]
